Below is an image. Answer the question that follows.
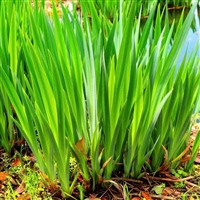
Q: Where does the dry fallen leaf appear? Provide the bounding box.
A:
[12,158,21,167]
[141,191,151,200]
[0,172,9,181]
[75,137,86,155]
[16,193,31,200]
[162,187,174,196]
[15,182,25,194]
[40,172,59,191]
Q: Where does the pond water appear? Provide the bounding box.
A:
[169,6,200,65]
[165,6,200,115]
[140,5,200,66]
[178,5,200,116]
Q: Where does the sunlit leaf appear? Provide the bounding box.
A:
[151,183,165,195]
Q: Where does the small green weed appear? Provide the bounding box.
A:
[181,188,200,200]
[174,181,186,188]
[171,168,188,178]
[171,168,188,188]
[3,177,18,200]
[0,153,53,199]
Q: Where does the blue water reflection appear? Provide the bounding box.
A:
[178,8,200,64]
[167,7,200,115]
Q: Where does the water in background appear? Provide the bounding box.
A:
[170,7,200,65]
[168,6,200,116]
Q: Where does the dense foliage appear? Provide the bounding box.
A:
[0,0,200,197]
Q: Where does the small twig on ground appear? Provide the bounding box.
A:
[147,176,194,182]
[110,177,143,183]
[185,180,200,189]
[103,180,124,199]
[99,187,109,199]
